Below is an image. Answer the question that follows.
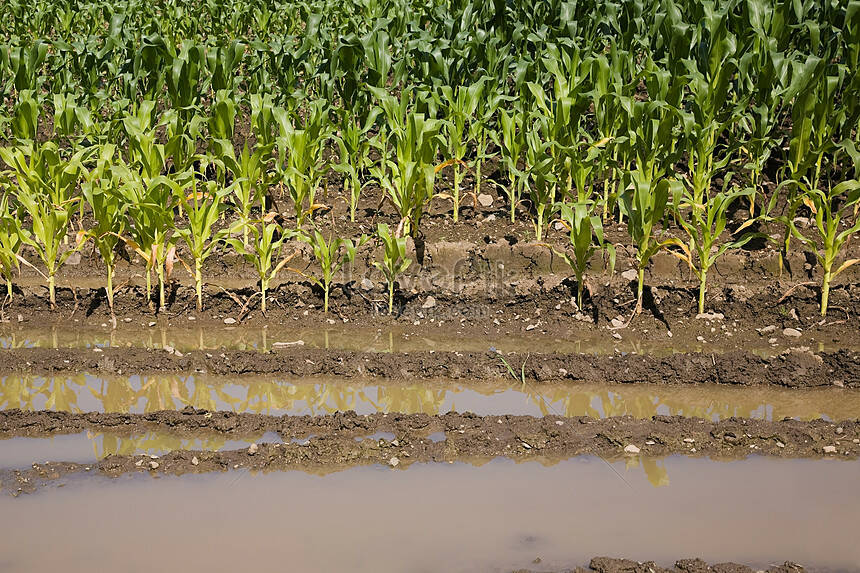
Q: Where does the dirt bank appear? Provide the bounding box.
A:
[0,346,858,388]
[1,410,856,496]
[516,556,806,573]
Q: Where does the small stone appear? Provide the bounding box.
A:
[612,333,622,340]
[823,445,837,454]
[521,442,532,449]
[776,442,785,448]
[17,314,23,323]
[477,193,494,207]
[389,457,400,467]
[768,337,778,344]
[148,321,156,327]
[836,427,844,434]
[667,331,673,338]
[484,214,496,222]
[621,269,638,281]
[360,278,374,291]
[135,460,143,467]
[645,440,655,445]
[224,317,237,325]
[695,312,724,321]
[610,316,625,328]
[526,323,537,331]
[555,421,564,426]
[696,336,705,342]
[149,461,159,470]
[248,443,259,455]
[191,456,199,466]
[683,438,695,443]
[783,327,802,338]
[759,325,777,334]
[624,444,640,454]
[422,296,436,309]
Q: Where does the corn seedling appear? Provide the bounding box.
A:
[175,162,233,312]
[298,229,368,314]
[672,179,762,314]
[81,144,126,312]
[0,143,89,307]
[548,202,615,309]
[225,218,296,315]
[331,106,381,222]
[788,179,860,316]
[373,223,412,315]
[0,191,23,300]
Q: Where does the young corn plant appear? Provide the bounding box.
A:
[81,144,126,312]
[225,219,296,315]
[618,172,680,315]
[547,202,614,309]
[113,161,183,311]
[493,107,528,223]
[0,143,89,307]
[369,87,444,237]
[435,79,484,222]
[788,179,860,316]
[0,191,23,300]
[298,229,368,314]
[331,106,381,222]
[373,223,412,315]
[671,181,761,314]
[216,142,272,249]
[175,166,233,312]
[275,101,331,228]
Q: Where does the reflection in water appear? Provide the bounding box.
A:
[2,373,858,422]
[0,431,282,469]
[1,457,858,572]
[0,324,801,355]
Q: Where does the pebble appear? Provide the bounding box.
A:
[484,214,496,222]
[525,324,537,331]
[248,443,258,455]
[623,444,640,454]
[621,269,638,281]
[555,421,564,426]
[477,193,494,207]
[836,427,843,434]
[191,456,199,466]
[612,332,622,340]
[783,327,801,337]
[776,442,785,448]
[759,325,777,334]
[683,438,695,443]
[389,456,400,468]
[224,317,237,325]
[149,461,159,470]
[823,445,837,454]
[422,296,436,309]
[695,312,724,321]
[148,321,156,327]
[361,278,374,291]
[645,440,655,445]
[610,316,625,328]
[696,336,705,342]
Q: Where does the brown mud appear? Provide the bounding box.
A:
[519,557,807,573]
[1,410,857,495]
[0,346,858,388]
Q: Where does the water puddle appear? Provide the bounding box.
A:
[3,373,859,422]
[0,324,809,356]
[0,431,282,469]
[0,456,857,572]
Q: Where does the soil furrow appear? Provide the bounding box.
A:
[1,347,858,388]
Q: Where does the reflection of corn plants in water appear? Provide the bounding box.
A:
[1,376,854,422]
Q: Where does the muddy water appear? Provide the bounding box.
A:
[1,456,858,572]
[0,324,806,355]
[0,431,283,469]
[3,373,859,421]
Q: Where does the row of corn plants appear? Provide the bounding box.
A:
[0,0,857,317]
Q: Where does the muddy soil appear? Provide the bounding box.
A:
[518,557,806,573]
[1,410,856,495]
[0,346,857,388]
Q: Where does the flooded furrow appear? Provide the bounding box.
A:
[3,373,859,421]
[0,456,857,572]
[0,324,828,356]
[0,431,283,469]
